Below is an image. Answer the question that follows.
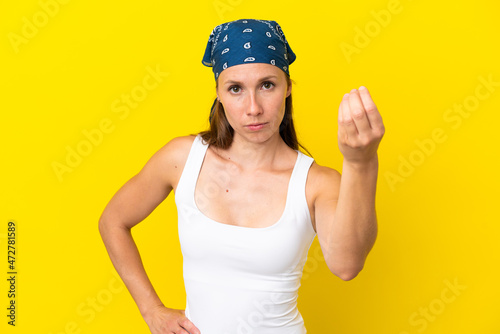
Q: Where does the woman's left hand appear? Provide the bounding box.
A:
[338,86,385,166]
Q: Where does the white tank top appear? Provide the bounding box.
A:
[174,134,317,334]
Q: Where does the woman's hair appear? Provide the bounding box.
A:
[195,73,314,158]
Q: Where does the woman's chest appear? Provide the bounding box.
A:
[194,164,292,228]
[172,143,318,232]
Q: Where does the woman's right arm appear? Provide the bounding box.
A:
[98,135,200,334]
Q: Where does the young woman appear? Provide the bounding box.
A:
[99,19,384,334]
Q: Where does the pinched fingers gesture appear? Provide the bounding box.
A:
[338,86,385,165]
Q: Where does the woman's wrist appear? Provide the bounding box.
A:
[342,154,379,173]
[140,300,166,319]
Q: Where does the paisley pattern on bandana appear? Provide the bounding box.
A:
[202,19,296,81]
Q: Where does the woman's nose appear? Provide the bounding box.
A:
[247,92,263,116]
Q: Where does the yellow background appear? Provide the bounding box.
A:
[1,0,499,333]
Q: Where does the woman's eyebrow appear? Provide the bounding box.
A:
[223,75,278,85]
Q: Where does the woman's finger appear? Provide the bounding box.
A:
[358,86,384,134]
[348,88,371,135]
[178,318,200,334]
[341,93,355,131]
[341,92,359,139]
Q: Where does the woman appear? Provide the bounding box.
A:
[99,18,384,334]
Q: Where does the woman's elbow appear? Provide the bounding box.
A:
[98,213,121,237]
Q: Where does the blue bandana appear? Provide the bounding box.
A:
[202,19,296,121]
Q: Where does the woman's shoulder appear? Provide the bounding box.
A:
[306,159,342,204]
[145,134,197,174]
[144,134,198,191]
[308,159,341,187]
[157,134,198,164]
[166,134,198,150]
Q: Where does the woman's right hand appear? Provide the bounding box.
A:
[143,305,201,334]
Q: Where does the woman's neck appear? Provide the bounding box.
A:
[215,133,291,172]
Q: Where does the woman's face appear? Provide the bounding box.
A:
[217,63,291,143]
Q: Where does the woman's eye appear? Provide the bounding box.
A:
[263,82,274,89]
[229,82,274,93]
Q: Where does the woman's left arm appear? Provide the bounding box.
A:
[315,86,385,281]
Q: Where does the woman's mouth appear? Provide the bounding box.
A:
[246,123,267,131]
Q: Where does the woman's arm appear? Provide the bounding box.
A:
[313,87,384,280]
[315,157,379,281]
[98,169,170,317]
[98,136,200,333]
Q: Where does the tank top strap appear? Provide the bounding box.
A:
[191,134,209,169]
[288,150,314,196]
[175,134,208,201]
[287,150,315,228]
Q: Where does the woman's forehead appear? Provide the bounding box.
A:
[219,63,284,84]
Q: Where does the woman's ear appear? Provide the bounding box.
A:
[286,83,292,98]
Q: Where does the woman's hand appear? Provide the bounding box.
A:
[338,86,385,166]
[143,305,201,334]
